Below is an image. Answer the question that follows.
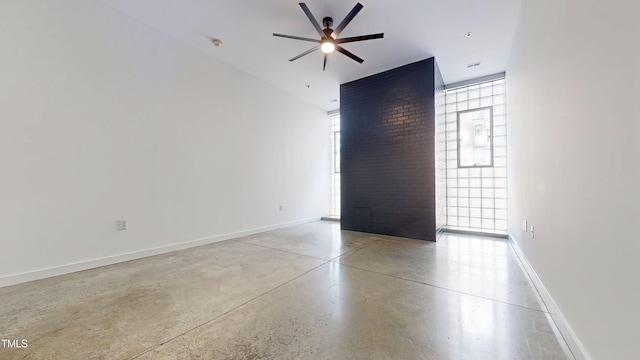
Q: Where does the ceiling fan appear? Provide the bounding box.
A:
[273,2,384,71]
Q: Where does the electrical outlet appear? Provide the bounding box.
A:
[530,225,535,238]
[117,220,128,231]
[522,219,527,231]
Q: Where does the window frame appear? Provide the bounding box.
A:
[456,106,494,168]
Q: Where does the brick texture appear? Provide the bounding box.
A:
[340,58,439,241]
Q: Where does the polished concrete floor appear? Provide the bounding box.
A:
[0,221,573,359]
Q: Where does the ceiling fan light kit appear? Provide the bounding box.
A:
[321,37,335,54]
[273,2,384,71]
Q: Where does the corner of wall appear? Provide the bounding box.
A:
[434,58,447,240]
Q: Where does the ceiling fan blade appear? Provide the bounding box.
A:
[332,3,364,38]
[273,33,321,43]
[336,45,364,63]
[299,3,325,38]
[335,33,384,44]
[323,54,328,71]
[289,45,321,62]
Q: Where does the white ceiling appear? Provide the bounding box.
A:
[98,0,521,111]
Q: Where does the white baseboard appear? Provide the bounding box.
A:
[508,235,591,360]
[0,217,321,288]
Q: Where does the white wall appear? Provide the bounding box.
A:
[0,1,329,286]
[507,0,640,359]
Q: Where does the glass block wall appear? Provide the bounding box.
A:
[435,64,447,237]
[328,113,341,217]
[445,79,507,233]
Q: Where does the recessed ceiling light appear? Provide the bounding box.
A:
[465,32,473,38]
[211,38,223,47]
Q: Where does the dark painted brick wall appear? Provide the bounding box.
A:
[340,58,437,241]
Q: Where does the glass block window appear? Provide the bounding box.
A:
[445,79,507,233]
[329,113,341,217]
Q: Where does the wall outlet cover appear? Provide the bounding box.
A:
[117,220,128,231]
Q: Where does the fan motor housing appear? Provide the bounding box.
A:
[322,17,333,28]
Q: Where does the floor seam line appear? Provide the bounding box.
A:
[229,239,330,261]
[129,258,332,360]
[369,241,518,260]
[326,240,378,262]
[335,262,551,314]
